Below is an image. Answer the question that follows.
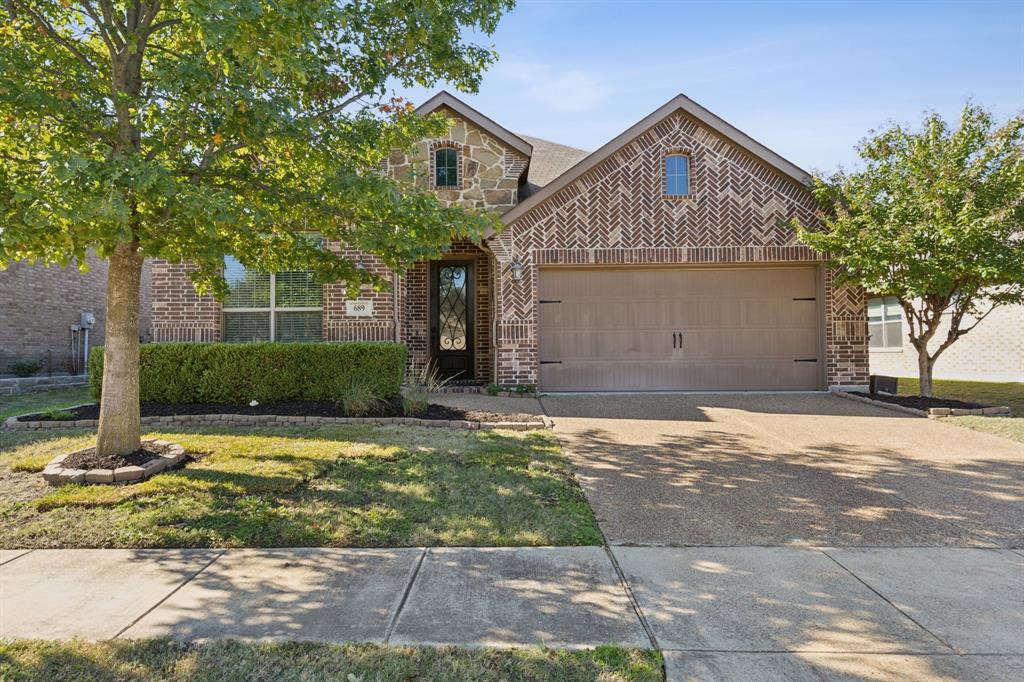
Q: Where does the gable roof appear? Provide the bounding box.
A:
[499,93,812,226]
[518,135,590,198]
[415,91,534,159]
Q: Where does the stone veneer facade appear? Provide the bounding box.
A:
[149,97,870,390]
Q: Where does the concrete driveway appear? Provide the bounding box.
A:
[539,393,1024,548]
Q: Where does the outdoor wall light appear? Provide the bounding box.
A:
[510,261,524,281]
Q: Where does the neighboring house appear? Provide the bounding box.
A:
[149,91,870,392]
[868,295,1024,382]
[0,252,153,377]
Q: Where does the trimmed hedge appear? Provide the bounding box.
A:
[89,342,407,404]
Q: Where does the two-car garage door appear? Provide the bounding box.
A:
[538,266,822,391]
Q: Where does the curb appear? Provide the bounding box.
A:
[5,412,552,432]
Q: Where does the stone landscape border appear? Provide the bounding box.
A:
[832,390,1012,418]
[0,373,88,396]
[5,407,552,432]
[42,439,187,486]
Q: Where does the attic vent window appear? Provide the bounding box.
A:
[434,147,460,188]
[665,153,691,198]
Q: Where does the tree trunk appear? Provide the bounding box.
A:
[96,242,144,457]
[917,346,934,398]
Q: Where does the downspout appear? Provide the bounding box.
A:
[392,270,401,343]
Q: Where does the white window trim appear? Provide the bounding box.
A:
[868,296,903,352]
[222,271,323,342]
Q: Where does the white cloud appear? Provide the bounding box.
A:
[495,59,611,113]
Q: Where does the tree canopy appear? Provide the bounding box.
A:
[0,0,513,295]
[0,0,514,455]
[795,104,1024,394]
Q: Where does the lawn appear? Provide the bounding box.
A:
[0,390,601,549]
[895,377,1024,444]
[0,385,91,421]
[0,640,663,682]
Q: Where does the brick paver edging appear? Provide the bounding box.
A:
[832,390,1012,418]
[42,439,187,486]
[4,408,552,432]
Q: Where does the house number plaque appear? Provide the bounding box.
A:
[346,301,373,317]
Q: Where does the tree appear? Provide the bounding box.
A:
[0,0,513,455]
[794,105,1024,397]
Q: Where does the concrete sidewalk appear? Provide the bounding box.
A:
[2,546,1022,680]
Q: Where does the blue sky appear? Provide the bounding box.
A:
[398,0,1023,173]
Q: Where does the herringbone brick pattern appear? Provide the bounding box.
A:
[488,110,868,387]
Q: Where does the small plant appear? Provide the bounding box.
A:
[401,363,454,417]
[42,408,76,421]
[402,386,430,417]
[485,383,501,396]
[515,383,536,396]
[9,360,43,378]
[335,375,385,417]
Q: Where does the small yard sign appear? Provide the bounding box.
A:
[346,300,373,317]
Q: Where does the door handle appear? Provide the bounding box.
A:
[672,333,676,349]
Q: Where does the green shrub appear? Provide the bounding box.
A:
[9,360,43,377]
[485,383,501,396]
[89,342,406,405]
[335,374,386,417]
[42,408,76,421]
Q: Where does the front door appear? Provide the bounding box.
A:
[430,261,474,379]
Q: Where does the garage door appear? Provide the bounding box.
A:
[538,266,822,391]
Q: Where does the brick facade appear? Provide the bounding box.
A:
[0,251,152,376]
[149,110,516,385]
[488,110,869,388]
[870,300,1023,382]
[148,94,871,391]
[150,261,219,343]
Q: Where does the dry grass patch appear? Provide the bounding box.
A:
[0,424,602,549]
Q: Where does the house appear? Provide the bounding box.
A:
[149,91,870,392]
[0,252,152,381]
[868,296,1023,382]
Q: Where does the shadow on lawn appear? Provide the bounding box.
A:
[0,425,600,550]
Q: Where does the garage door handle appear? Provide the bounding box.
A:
[672,333,676,349]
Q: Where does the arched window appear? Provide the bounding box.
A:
[434,147,459,188]
[665,153,690,197]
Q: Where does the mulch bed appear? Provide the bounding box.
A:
[19,398,539,424]
[852,392,987,411]
[62,441,173,471]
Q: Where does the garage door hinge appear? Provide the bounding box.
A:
[794,358,818,362]
[792,297,816,301]
[540,360,562,365]
[539,299,561,304]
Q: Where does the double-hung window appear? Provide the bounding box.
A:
[867,296,902,350]
[222,257,323,342]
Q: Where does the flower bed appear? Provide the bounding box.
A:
[836,390,1012,417]
[42,439,187,486]
[6,400,551,432]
